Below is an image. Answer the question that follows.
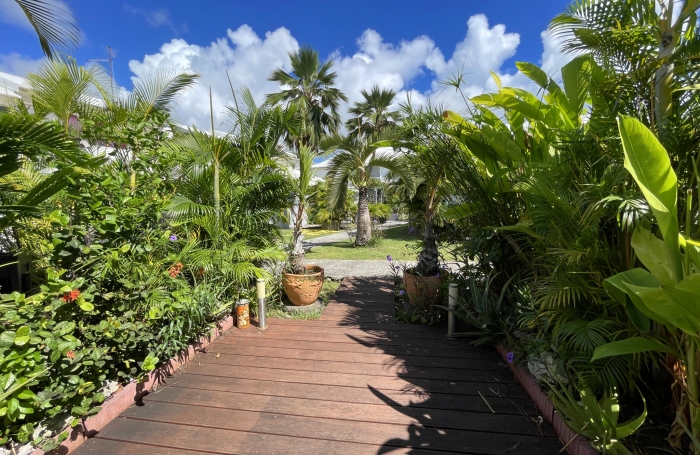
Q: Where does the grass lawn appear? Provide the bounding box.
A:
[305,225,423,261]
[278,227,353,241]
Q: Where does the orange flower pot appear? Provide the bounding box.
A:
[282,265,324,306]
[403,270,445,308]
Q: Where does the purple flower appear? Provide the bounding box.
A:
[169,234,177,241]
[399,290,405,295]
[436,272,440,277]
[408,226,415,235]
[507,352,514,364]
[387,255,393,262]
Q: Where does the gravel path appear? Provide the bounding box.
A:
[309,259,464,280]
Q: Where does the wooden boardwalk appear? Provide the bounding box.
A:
[74,277,563,454]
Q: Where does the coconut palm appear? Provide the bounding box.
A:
[345,86,401,139]
[13,0,80,59]
[323,133,415,246]
[267,46,347,153]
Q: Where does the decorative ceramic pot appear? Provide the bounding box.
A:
[236,299,250,329]
[403,269,445,308]
[282,265,325,306]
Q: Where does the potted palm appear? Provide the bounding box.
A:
[267,46,347,305]
[385,105,452,307]
[283,145,324,305]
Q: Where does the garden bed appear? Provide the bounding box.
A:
[30,314,237,455]
[495,345,597,455]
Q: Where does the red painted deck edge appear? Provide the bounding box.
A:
[495,344,597,455]
[31,315,236,455]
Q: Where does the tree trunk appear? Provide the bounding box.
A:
[291,202,306,274]
[214,161,220,226]
[355,187,372,246]
[655,1,676,130]
[417,219,439,275]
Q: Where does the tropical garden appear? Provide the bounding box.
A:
[4,0,700,454]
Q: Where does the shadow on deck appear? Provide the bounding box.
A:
[72,277,562,455]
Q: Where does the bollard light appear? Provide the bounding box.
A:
[256,278,267,330]
[447,282,458,338]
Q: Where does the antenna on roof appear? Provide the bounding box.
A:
[89,46,115,98]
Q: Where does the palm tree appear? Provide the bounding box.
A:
[13,0,80,59]
[323,134,415,246]
[345,86,401,138]
[549,0,700,128]
[387,104,457,275]
[23,55,107,134]
[267,46,347,153]
[267,46,346,268]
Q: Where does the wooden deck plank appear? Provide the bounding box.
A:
[197,343,499,367]
[73,277,562,455]
[207,336,496,359]
[181,359,517,385]
[139,385,547,435]
[190,348,508,374]
[158,374,533,412]
[118,400,559,452]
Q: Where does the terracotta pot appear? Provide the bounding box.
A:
[282,265,325,306]
[403,270,445,308]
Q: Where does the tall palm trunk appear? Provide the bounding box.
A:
[417,191,440,275]
[355,187,372,246]
[417,220,439,275]
[291,201,306,274]
[655,1,676,129]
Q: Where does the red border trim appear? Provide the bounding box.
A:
[31,315,236,455]
[495,344,598,455]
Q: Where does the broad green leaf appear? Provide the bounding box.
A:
[516,61,548,89]
[142,353,159,372]
[486,167,513,197]
[617,116,683,283]
[16,390,36,400]
[664,274,700,327]
[561,55,592,119]
[78,299,94,312]
[631,228,675,286]
[480,126,525,163]
[592,337,676,361]
[490,71,502,90]
[14,326,30,346]
[625,283,700,335]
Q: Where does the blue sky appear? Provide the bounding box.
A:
[0,0,572,128]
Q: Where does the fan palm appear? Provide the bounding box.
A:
[323,134,415,246]
[267,46,347,153]
[345,86,401,138]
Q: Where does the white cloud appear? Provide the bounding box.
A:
[124,5,188,35]
[128,25,298,128]
[0,53,45,76]
[126,15,572,129]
